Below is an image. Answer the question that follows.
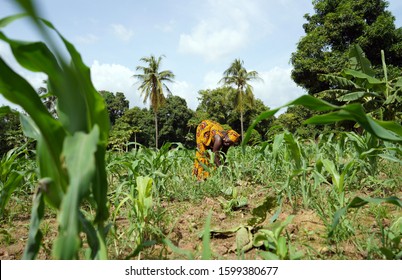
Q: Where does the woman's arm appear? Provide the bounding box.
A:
[212,134,223,166]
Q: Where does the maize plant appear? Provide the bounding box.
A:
[0,0,110,259]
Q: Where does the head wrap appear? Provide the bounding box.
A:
[227,129,240,143]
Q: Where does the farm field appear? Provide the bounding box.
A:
[1,132,401,260]
[1,0,402,262]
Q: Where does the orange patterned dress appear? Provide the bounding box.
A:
[192,120,239,180]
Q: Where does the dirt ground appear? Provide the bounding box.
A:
[162,196,327,260]
[1,186,400,260]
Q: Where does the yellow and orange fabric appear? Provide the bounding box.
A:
[192,120,240,180]
[227,129,240,144]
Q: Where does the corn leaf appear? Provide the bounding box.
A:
[23,183,45,259]
[0,58,66,208]
[1,1,110,259]
[53,126,100,259]
[329,196,402,237]
[201,212,212,260]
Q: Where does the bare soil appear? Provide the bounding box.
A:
[1,186,400,260]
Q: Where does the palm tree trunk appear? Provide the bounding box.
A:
[239,87,244,140]
[240,111,244,141]
[154,111,158,148]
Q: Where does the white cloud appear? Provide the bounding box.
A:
[75,33,99,44]
[90,62,198,110]
[155,19,176,33]
[252,67,306,110]
[178,0,271,61]
[179,20,249,61]
[203,70,222,89]
[170,80,198,110]
[90,60,143,108]
[111,24,134,42]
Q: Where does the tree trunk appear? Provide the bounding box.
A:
[240,111,244,141]
[239,87,244,141]
[154,111,158,148]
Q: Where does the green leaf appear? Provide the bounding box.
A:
[242,95,339,150]
[395,78,402,88]
[272,215,294,240]
[242,108,280,152]
[23,182,46,259]
[277,236,288,259]
[0,57,66,151]
[0,171,23,218]
[201,212,212,260]
[0,32,61,74]
[342,69,384,86]
[243,91,402,155]
[53,126,100,259]
[0,56,67,208]
[283,132,303,169]
[248,196,276,226]
[163,239,194,259]
[19,114,41,140]
[0,106,12,117]
[0,13,27,28]
[235,226,253,253]
[40,18,110,139]
[253,230,269,247]
[319,74,360,89]
[378,154,402,164]
[329,196,402,237]
[40,17,110,225]
[305,104,402,142]
[1,2,110,259]
[272,133,284,160]
[259,251,280,260]
[78,211,100,260]
[135,176,153,221]
[348,44,376,77]
[337,91,380,102]
[322,159,340,190]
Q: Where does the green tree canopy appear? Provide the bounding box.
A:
[158,94,194,147]
[220,59,262,138]
[99,90,129,126]
[194,87,273,141]
[195,87,237,126]
[0,107,25,156]
[133,55,175,148]
[109,106,154,149]
[291,0,402,95]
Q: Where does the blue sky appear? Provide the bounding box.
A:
[1,0,402,111]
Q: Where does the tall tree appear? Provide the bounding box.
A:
[195,87,236,125]
[0,107,25,156]
[195,87,272,141]
[291,0,402,95]
[109,106,153,149]
[158,94,194,147]
[220,59,262,138]
[99,90,129,126]
[38,85,58,118]
[133,55,175,148]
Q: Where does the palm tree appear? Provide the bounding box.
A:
[133,55,175,148]
[220,59,262,139]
